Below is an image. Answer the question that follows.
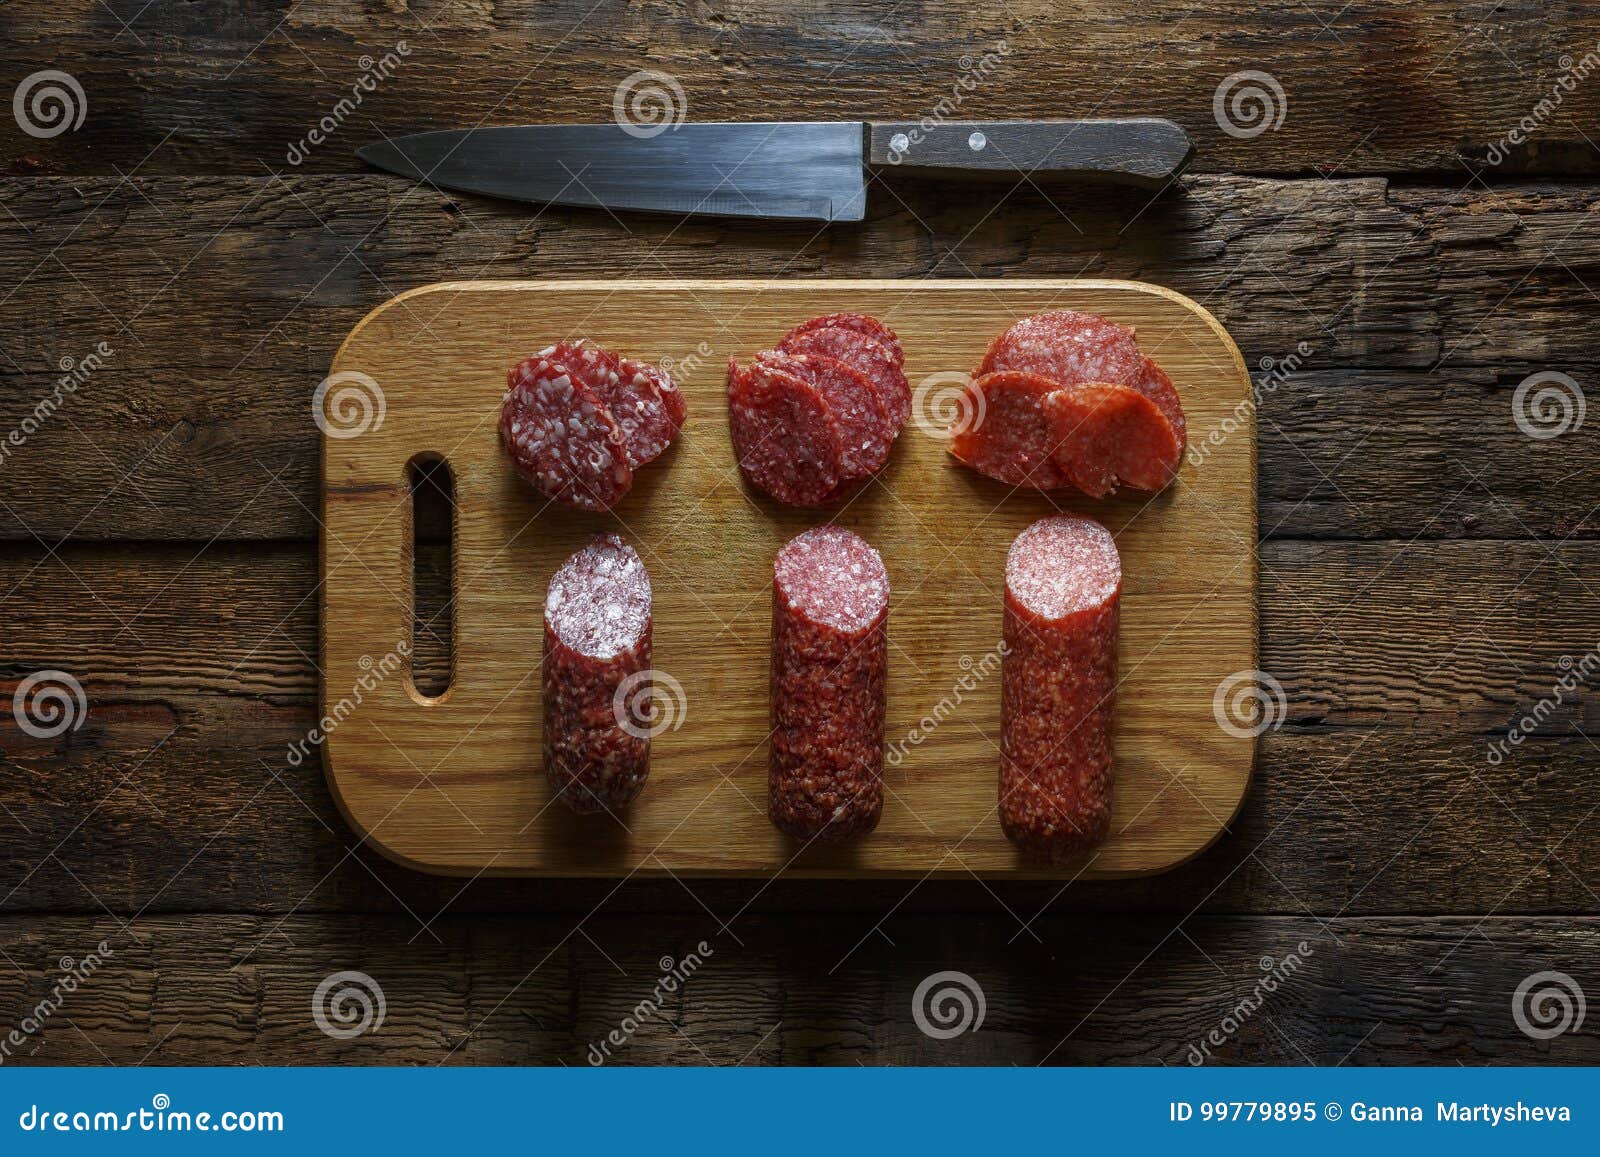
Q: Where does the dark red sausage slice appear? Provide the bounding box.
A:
[757,349,891,480]
[784,312,904,368]
[770,526,890,841]
[543,535,653,814]
[618,356,688,434]
[1000,515,1120,865]
[605,357,684,469]
[779,325,911,437]
[947,371,1073,490]
[501,351,633,511]
[727,358,845,506]
[1043,383,1183,496]
[980,311,1186,447]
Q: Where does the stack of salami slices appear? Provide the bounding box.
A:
[500,339,687,512]
[728,313,910,506]
[949,311,1185,497]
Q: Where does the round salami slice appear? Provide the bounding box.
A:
[757,349,891,480]
[947,371,1073,490]
[727,358,845,506]
[1000,515,1120,865]
[619,356,688,433]
[784,312,904,368]
[778,325,911,437]
[770,526,890,841]
[543,535,653,814]
[979,311,1186,447]
[604,357,683,469]
[501,351,633,512]
[1043,383,1183,497]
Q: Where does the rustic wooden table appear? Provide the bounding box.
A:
[2,3,1598,1066]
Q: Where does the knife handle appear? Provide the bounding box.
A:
[865,119,1194,190]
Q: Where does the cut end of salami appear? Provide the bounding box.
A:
[774,525,891,635]
[501,340,684,512]
[545,534,652,660]
[543,534,653,814]
[1000,515,1120,866]
[727,358,845,507]
[770,526,890,842]
[1005,515,1121,623]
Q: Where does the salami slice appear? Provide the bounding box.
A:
[770,526,890,841]
[501,351,633,511]
[999,516,1119,865]
[784,312,904,368]
[947,371,1073,490]
[779,325,911,436]
[1043,383,1183,496]
[757,349,891,480]
[619,356,688,433]
[980,311,1186,446]
[543,535,653,814]
[604,357,683,469]
[727,358,845,506]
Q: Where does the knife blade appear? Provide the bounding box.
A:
[356,119,1194,223]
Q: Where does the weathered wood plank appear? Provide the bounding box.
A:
[1,543,1598,914]
[3,2,1599,178]
[0,915,1594,1065]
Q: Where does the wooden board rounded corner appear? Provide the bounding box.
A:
[320,278,1257,880]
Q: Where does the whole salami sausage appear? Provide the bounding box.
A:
[543,535,653,814]
[1000,515,1120,864]
[769,526,890,840]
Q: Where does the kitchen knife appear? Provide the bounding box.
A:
[355,119,1194,223]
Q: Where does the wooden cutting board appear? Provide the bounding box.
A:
[320,279,1255,878]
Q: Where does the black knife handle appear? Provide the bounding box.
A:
[865,119,1194,190]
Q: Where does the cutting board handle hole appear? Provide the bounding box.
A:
[407,452,455,704]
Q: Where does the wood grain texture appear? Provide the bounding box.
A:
[1,915,1595,1066]
[4,2,1598,178]
[320,280,1253,877]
